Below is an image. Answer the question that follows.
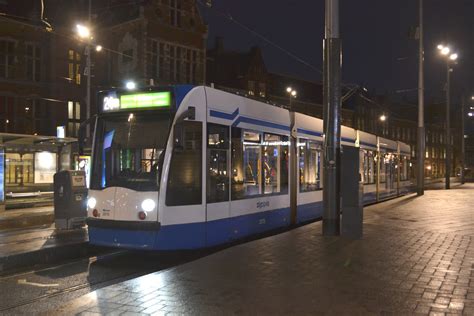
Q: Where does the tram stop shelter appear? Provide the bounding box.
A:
[0,133,77,211]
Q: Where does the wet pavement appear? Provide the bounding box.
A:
[45,183,474,315]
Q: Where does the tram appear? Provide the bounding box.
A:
[83,85,414,250]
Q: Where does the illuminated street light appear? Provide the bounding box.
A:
[96,45,103,52]
[126,81,136,90]
[469,112,473,117]
[379,114,387,122]
[437,43,459,189]
[76,24,91,39]
[286,87,297,108]
[440,46,450,55]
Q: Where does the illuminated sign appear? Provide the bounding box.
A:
[102,92,171,112]
[103,96,120,111]
[121,92,171,109]
[56,126,65,138]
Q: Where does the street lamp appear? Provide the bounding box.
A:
[126,81,137,90]
[437,44,458,189]
[76,23,93,139]
[379,114,387,122]
[286,87,297,108]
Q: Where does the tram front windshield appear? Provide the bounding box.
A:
[90,112,170,191]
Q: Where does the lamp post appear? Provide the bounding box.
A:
[417,0,425,196]
[437,44,458,189]
[286,87,297,109]
[76,23,92,137]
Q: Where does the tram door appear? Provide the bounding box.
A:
[205,124,231,246]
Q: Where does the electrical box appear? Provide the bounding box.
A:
[341,146,364,239]
[53,170,88,229]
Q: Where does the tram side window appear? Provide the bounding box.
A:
[207,123,229,203]
[363,150,376,184]
[232,128,261,199]
[262,133,289,195]
[400,155,409,181]
[166,121,202,206]
[231,128,288,199]
[299,139,321,192]
[379,152,386,184]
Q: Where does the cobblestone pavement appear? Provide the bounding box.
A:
[54,184,474,315]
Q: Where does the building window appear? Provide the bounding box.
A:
[0,40,15,79]
[259,83,266,98]
[67,101,81,137]
[150,40,202,84]
[122,49,133,63]
[248,81,255,96]
[68,49,81,85]
[169,0,183,28]
[26,44,41,81]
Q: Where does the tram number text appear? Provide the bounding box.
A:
[257,201,270,209]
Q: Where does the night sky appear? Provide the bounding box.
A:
[200,0,473,105]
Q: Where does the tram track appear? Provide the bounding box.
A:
[0,248,208,314]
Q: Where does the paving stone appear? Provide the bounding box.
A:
[55,185,474,315]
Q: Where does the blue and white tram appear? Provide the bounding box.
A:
[84,85,414,250]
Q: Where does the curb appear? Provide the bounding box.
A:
[0,213,54,230]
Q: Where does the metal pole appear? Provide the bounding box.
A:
[445,61,451,189]
[323,0,341,236]
[461,97,465,184]
[417,0,425,195]
[86,0,91,138]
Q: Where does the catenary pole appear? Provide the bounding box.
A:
[461,97,465,184]
[322,0,341,236]
[86,0,91,138]
[446,60,451,189]
[417,0,425,195]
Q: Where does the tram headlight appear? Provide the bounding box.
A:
[141,199,156,212]
[87,197,97,209]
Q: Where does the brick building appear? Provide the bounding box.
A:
[93,0,208,96]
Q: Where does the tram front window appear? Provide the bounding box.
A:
[91,113,170,191]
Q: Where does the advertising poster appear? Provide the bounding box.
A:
[34,152,57,184]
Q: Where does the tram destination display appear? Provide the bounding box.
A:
[102,91,171,112]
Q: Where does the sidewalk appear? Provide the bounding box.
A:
[54,184,474,315]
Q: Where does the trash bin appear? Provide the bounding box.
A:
[53,170,87,229]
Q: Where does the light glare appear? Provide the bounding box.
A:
[141,199,156,212]
[125,81,136,90]
[441,47,450,55]
[76,24,90,39]
[380,114,387,122]
[96,45,103,52]
[87,197,97,209]
[450,53,458,61]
